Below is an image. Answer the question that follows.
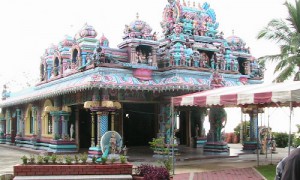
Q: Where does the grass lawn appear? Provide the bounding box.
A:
[255,164,276,180]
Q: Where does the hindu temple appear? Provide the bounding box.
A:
[0,0,263,156]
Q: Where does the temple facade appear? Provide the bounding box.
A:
[0,0,263,155]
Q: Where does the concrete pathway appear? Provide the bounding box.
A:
[0,143,290,180]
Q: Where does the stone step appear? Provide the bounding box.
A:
[13,175,132,180]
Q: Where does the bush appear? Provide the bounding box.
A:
[137,164,170,180]
[273,132,294,148]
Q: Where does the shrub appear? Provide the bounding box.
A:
[43,156,50,164]
[120,155,126,164]
[137,164,170,180]
[29,154,35,164]
[57,155,64,164]
[74,155,79,164]
[51,154,57,164]
[273,132,294,148]
[37,155,43,164]
[65,155,73,165]
[80,153,88,164]
[110,157,116,164]
[92,156,97,164]
[101,157,107,165]
[21,155,28,164]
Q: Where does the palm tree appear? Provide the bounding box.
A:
[257,0,300,82]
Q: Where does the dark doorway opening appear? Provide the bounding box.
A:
[123,103,155,146]
[177,111,187,145]
[79,107,91,148]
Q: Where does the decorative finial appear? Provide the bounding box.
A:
[193,1,195,7]
[232,29,234,35]
[198,2,202,9]
[188,0,190,7]
[136,12,139,19]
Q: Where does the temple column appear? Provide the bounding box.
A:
[242,106,263,151]
[91,112,96,147]
[6,110,11,135]
[249,111,258,141]
[31,107,37,135]
[16,109,21,136]
[0,113,5,144]
[61,112,70,139]
[152,47,158,66]
[81,52,87,66]
[111,112,115,131]
[50,111,60,140]
[96,112,102,147]
[130,44,137,63]
[100,112,109,137]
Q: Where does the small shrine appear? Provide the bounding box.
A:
[0,0,263,156]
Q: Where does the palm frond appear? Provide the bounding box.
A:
[273,65,295,82]
[285,0,300,33]
[257,19,291,44]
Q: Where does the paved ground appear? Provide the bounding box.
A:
[0,143,290,179]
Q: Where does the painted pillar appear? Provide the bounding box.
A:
[31,107,37,135]
[91,112,95,147]
[111,112,115,131]
[50,111,60,140]
[6,110,10,134]
[101,112,109,137]
[81,52,87,66]
[61,112,70,138]
[0,114,5,144]
[96,112,102,147]
[47,64,52,80]
[249,110,258,141]
[130,44,137,63]
[16,109,21,135]
[152,47,157,66]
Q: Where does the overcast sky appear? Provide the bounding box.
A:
[0,0,297,133]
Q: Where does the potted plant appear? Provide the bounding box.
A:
[120,155,127,164]
[29,154,35,164]
[43,156,50,164]
[80,153,88,164]
[37,155,43,164]
[21,155,28,165]
[91,156,97,164]
[101,157,107,165]
[51,154,57,164]
[64,155,73,165]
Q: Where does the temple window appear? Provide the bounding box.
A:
[135,45,152,64]
[72,49,78,68]
[53,57,59,76]
[40,64,45,81]
[238,58,248,75]
[47,114,52,134]
[29,111,34,134]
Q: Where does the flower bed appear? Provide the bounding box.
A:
[14,163,133,176]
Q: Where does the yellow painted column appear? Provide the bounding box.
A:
[96,112,102,147]
[91,112,95,147]
[111,112,115,131]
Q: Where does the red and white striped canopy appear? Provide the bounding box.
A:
[173,81,300,107]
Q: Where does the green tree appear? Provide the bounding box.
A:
[257,0,300,82]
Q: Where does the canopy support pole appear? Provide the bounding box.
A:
[288,101,293,155]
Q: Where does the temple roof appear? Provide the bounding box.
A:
[0,67,246,108]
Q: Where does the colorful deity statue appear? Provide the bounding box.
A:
[208,107,227,142]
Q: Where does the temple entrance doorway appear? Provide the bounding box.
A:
[176,111,187,145]
[78,107,91,149]
[123,103,156,146]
